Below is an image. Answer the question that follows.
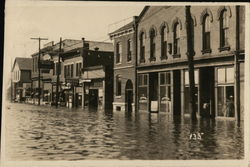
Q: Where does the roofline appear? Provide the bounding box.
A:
[136,6,150,24]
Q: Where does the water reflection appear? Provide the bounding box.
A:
[5,103,243,160]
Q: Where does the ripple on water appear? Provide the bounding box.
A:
[5,103,244,160]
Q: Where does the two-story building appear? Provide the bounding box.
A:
[135,6,245,120]
[60,38,113,108]
[31,43,54,105]
[109,17,137,112]
[11,57,32,102]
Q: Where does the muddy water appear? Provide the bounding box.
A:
[4,103,244,160]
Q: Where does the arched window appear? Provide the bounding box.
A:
[149,28,156,61]
[116,42,121,63]
[220,9,229,50]
[116,75,122,96]
[127,39,132,62]
[139,32,145,63]
[202,14,211,53]
[161,25,167,60]
[173,23,180,55]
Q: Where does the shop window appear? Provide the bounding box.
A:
[217,66,235,117]
[139,32,145,63]
[159,72,171,112]
[219,9,230,51]
[161,25,167,60]
[116,75,122,96]
[149,28,156,61]
[127,39,132,62]
[184,70,199,85]
[138,74,148,111]
[202,14,211,53]
[184,70,199,114]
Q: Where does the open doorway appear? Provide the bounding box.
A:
[149,72,158,112]
[200,67,215,118]
[125,80,133,112]
[173,70,181,116]
[89,89,98,109]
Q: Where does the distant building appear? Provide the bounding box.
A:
[109,17,137,112]
[11,57,32,102]
[81,47,114,110]
[59,38,114,109]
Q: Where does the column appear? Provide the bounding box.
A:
[103,79,105,110]
[82,82,85,109]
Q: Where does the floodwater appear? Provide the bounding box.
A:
[4,103,244,160]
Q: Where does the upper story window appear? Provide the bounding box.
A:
[149,28,156,61]
[64,64,73,78]
[219,9,230,51]
[161,25,168,60]
[53,62,61,76]
[173,23,180,56]
[76,62,82,77]
[127,39,132,62]
[116,42,122,64]
[139,32,145,63]
[116,75,122,96]
[202,14,211,53]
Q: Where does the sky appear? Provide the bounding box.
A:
[4,0,145,87]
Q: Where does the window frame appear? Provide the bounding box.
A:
[149,28,156,62]
[202,14,212,54]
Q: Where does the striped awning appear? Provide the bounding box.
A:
[82,69,105,80]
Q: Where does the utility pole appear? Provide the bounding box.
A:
[55,37,62,108]
[185,6,197,122]
[31,37,48,105]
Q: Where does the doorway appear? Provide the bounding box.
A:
[125,80,133,112]
[200,67,215,118]
[89,89,98,109]
[149,72,158,112]
[173,70,181,116]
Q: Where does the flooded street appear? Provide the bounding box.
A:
[4,103,244,160]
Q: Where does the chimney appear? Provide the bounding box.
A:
[82,37,85,48]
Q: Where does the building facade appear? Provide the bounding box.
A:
[134,6,245,120]
[109,18,137,112]
[11,57,32,102]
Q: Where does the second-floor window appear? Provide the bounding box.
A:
[127,39,132,62]
[150,28,156,61]
[53,62,61,75]
[76,62,82,77]
[64,64,74,78]
[202,14,211,52]
[116,42,121,64]
[220,9,229,49]
[173,22,180,55]
[161,25,167,60]
[139,32,145,63]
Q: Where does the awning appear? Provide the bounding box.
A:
[82,69,105,80]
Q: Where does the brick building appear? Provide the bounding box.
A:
[59,38,113,108]
[109,17,137,112]
[134,6,245,120]
[11,57,32,102]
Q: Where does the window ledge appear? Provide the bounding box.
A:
[140,59,145,63]
[219,46,230,52]
[160,56,168,60]
[127,60,132,63]
[115,96,121,99]
[173,54,181,58]
[201,49,212,54]
[149,57,156,62]
[116,62,122,65]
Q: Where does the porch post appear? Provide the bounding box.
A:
[82,82,85,109]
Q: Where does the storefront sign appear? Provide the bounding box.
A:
[39,60,54,69]
[65,79,79,86]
